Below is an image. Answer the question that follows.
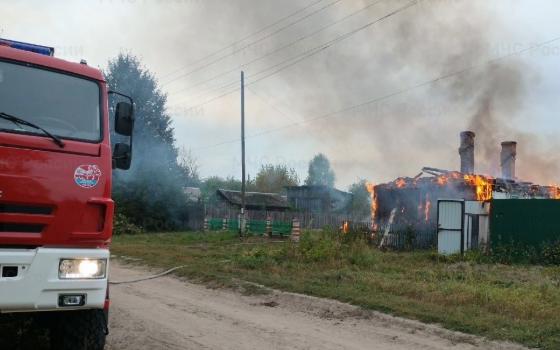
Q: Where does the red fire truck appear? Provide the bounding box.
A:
[0,39,134,349]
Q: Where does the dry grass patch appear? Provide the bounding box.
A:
[113,231,560,349]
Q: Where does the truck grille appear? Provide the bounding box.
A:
[0,204,53,215]
[0,203,52,234]
[0,223,44,233]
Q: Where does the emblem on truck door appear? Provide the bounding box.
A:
[74,165,102,189]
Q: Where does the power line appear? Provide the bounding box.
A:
[247,86,294,121]
[191,35,560,151]
[159,0,325,81]
[175,0,417,111]
[161,0,344,87]
[247,85,350,152]
[168,0,385,98]
[171,0,398,104]
[173,1,414,108]
[171,43,326,107]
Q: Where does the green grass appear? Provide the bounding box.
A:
[112,230,560,349]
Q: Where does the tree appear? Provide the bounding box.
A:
[348,179,371,220]
[305,153,335,187]
[199,176,256,205]
[255,164,299,193]
[200,176,241,204]
[106,54,176,155]
[106,53,187,230]
[178,146,200,188]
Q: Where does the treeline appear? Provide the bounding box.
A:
[107,54,370,231]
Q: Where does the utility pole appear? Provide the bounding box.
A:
[240,71,246,236]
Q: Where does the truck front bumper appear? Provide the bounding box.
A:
[0,248,109,313]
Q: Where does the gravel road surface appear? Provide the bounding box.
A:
[106,262,526,350]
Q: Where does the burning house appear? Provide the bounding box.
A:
[369,131,560,248]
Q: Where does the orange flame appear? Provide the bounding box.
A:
[436,176,448,186]
[342,221,349,234]
[464,175,493,201]
[366,182,378,231]
[424,194,431,222]
[450,171,462,179]
[549,185,560,199]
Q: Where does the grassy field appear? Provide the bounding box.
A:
[112,230,560,349]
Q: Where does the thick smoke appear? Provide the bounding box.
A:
[464,62,526,176]
[233,0,558,185]
[4,0,557,186]
[85,0,556,185]
[122,0,558,186]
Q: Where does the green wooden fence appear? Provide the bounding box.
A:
[228,220,239,231]
[247,220,267,235]
[208,218,223,231]
[206,218,292,236]
[271,221,292,236]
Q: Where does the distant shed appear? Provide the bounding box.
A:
[216,189,290,212]
[285,185,353,214]
[183,187,202,203]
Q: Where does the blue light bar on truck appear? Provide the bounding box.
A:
[0,38,54,56]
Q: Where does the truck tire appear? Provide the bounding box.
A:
[50,310,106,350]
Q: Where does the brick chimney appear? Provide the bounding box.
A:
[500,141,517,180]
[459,131,475,174]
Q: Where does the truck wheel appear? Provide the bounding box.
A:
[50,310,107,350]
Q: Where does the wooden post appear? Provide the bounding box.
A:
[291,217,301,242]
[238,212,246,233]
[379,208,397,249]
[240,71,246,236]
[266,216,272,238]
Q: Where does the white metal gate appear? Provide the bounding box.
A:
[437,200,464,255]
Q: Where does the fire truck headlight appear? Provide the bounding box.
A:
[59,259,107,279]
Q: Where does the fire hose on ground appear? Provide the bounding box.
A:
[109,265,187,285]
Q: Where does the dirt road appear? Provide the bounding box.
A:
[106,262,526,350]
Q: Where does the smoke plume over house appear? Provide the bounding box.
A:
[6,0,558,186]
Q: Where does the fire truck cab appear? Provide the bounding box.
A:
[0,39,134,349]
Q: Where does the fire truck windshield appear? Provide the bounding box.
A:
[0,60,101,142]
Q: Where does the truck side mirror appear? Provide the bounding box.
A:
[115,102,134,136]
[113,143,132,170]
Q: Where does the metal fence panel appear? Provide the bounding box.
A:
[490,199,560,247]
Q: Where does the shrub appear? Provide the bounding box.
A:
[346,242,377,267]
[470,240,560,266]
[113,212,144,235]
[492,242,535,264]
[297,230,341,262]
[541,241,560,265]
[236,247,278,269]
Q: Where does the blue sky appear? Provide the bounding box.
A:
[3,0,560,188]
